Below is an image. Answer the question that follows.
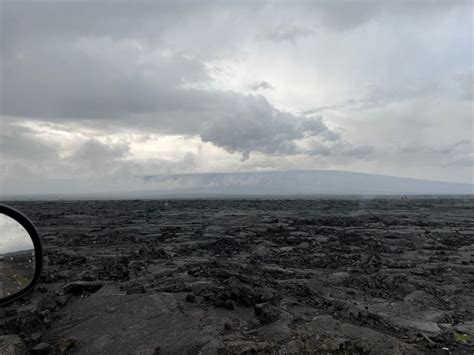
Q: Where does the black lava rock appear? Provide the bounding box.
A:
[186,294,196,303]
[225,299,236,310]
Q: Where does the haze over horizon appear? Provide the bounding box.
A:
[1,0,473,195]
[2,169,473,198]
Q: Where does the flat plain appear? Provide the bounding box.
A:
[1,198,473,354]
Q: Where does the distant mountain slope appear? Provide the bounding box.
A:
[139,170,473,196]
[1,170,472,200]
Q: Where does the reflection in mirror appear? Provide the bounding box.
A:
[0,213,35,299]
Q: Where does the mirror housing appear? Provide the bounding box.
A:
[0,204,43,306]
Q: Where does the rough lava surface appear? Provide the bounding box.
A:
[1,198,473,354]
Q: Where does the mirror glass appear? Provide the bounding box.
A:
[0,213,35,299]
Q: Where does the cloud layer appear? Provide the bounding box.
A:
[0,0,472,194]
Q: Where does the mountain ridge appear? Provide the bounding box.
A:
[140,169,473,196]
[1,170,472,200]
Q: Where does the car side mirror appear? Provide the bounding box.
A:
[0,204,43,306]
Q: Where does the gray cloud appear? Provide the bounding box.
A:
[259,25,314,42]
[1,38,209,118]
[445,153,474,167]
[301,138,373,159]
[69,140,130,170]
[2,0,466,40]
[0,124,59,161]
[355,84,442,110]
[302,82,447,115]
[398,140,473,170]
[0,23,344,159]
[455,70,474,101]
[302,0,469,31]
[197,97,341,159]
[0,127,200,182]
[300,107,333,116]
[400,140,472,155]
[248,81,273,91]
[0,1,208,44]
[307,1,380,31]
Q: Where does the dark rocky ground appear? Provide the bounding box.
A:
[1,198,473,354]
[0,251,36,299]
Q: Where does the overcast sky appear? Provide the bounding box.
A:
[0,0,473,194]
[0,214,34,254]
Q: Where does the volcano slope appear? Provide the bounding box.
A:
[1,198,473,354]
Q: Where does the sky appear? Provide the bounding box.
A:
[0,214,34,254]
[0,0,473,195]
